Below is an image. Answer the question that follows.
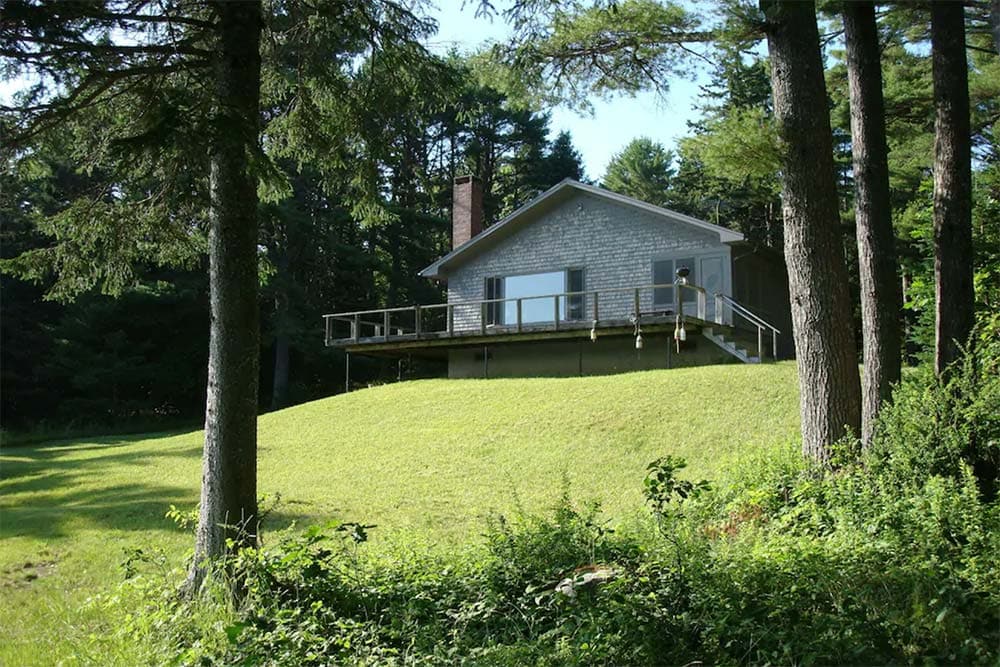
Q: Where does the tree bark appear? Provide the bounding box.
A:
[931,1,975,376]
[760,0,861,461]
[843,1,901,449]
[186,0,262,594]
[991,0,1000,57]
[271,329,290,410]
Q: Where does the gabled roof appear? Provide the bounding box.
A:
[419,179,744,280]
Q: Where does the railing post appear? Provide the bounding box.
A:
[516,298,522,332]
[352,314,360,343]
[414,305,422,337]
[383,310,391,340]
[772,331,778,360]
[715,294,723,325]
[480,301,487,335]
[593,291,599,321]
[554,295,560,330]
[634,288,641,319]
[447,304,454,336]
[757,326,763,361]
[697,290,706,321]
[324,317,331,346]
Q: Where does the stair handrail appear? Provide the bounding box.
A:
[714,293,780,333]
[714,293,781,360]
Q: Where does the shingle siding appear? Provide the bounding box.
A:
[446,191,732,330]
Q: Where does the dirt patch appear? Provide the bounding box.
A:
[2,550,58,588]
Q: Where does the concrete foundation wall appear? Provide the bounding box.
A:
[447,334,738,379]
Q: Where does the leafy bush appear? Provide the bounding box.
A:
[115,336,1000,665]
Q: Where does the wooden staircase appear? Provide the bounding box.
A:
[702,327,760,364]
[700,294,781,364]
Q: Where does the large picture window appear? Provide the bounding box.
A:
[485,269,585,325]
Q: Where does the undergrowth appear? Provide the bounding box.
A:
[105,320,1000,665]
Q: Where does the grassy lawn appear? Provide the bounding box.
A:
[1,363,800,665]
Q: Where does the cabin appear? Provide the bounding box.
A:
[324,176,792,380]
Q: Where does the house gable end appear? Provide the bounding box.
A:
[420,180,742,280]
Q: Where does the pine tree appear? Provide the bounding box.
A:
[760,0,862,460]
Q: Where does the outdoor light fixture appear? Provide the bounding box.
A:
[676,266,690,286]
[635,332,644,350]
[590,320,598,342]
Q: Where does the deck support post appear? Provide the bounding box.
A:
[344,351,351,393]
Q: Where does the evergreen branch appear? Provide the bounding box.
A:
[4,37,211,58]
[3,61,209,148]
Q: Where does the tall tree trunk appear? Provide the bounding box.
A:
[760,0,862,461]
[186,0,262,594]
[991,0,1000,56]
[843,1,901,449]
[270,223,291,411]
[271,331,290,409]
[931,1,975,376]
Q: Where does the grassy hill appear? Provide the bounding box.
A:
[1,363,800,664]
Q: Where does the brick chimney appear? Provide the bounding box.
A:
[452,174,483,249]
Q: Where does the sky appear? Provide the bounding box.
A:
[0,1,712,182]
[427,0,711,181]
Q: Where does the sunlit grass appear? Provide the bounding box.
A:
[0,363,800,665]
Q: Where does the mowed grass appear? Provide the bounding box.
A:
[1,363,800,665]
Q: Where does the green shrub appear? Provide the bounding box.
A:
[113,335,1000,665]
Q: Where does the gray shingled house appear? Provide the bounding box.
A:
[325,176,792,379]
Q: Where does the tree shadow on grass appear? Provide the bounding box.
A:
[0,437,332,542]
[0,437,204,540]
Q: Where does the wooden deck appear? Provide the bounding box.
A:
[323,282,783,366]
[329,314,715,355]
[322,282,745,355]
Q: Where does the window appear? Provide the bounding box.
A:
[504,271,565,324]
[485,269,586,325]
[652,257,695,310]
[485,276,503,325]
[566,268,585,321]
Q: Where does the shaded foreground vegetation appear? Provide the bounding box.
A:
[0,363,799,664]
[98,325,999,664]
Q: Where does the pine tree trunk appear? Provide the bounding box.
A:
[843,1,901,449]
[271,228,291,411]
[760,0,862,461]
[991,0,1000,56]
[271,330,290,410]
[186,0,262,595]
[931,1,975,376]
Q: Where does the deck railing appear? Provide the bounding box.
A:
[324,282,714,346]
[714,293,781,360]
